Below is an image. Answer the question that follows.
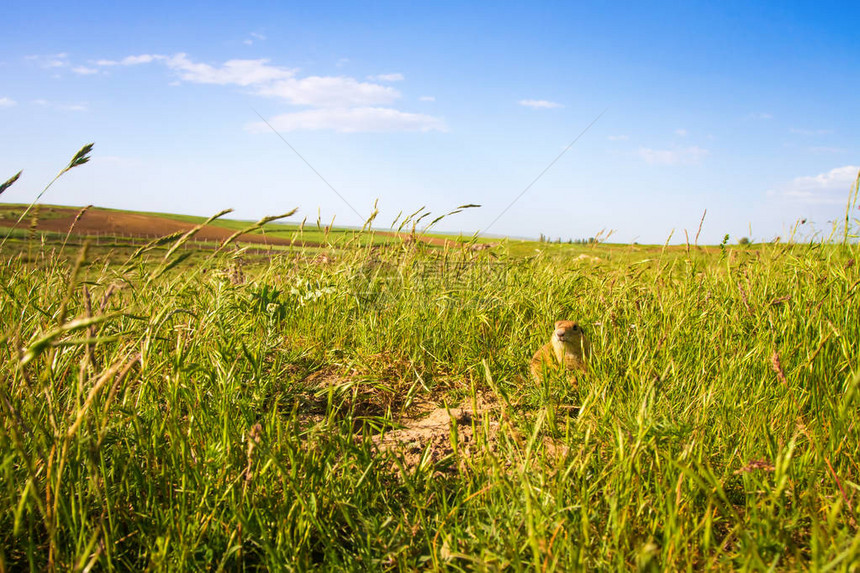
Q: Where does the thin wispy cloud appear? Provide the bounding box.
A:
[248,107,446,133]
[367,73,404,82]
[72,66,99,75]
[163,54,295,86]
[790,128,833,136]
[808,146,848,154]
[748,112,773,120]
[518,99,563,109]
[768,165,859,204]
[96,54,163,66]
[95,53,391,102]
[0,97,16,107]
[674,128,688,137]
[33,99,87,112]
[607,134,629,141]
[87,52,442,132]
[419,96,436,102]
[244,32,267,45]
[257,76,399,107]
[25,53,69,68]
[637,146,709,165]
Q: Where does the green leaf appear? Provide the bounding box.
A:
[20,313,121,365]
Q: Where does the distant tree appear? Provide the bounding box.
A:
[738,237,750,245]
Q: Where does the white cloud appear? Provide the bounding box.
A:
[87,51,442,133]
[518,99,563,109]
[93,53,398,105]
[769,165,859,204]
[243,32,267,45]
[607,134,629,141]
[637,146,709,165]
[675,128,688,137]
[32,99,87,111]
[419,96,436,102]
[367,73,404,82]
[72,66,99,75]
[97,54,165,66]
[26,53,69,68]
[123,54,163,65]
[0,97,16,107]
[257,75,400,107]
[164,54,294,86]
[248,107,446,133]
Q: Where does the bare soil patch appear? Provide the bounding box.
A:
[372,394,503,472]
[0,205,301,246]
[1,205,484,249]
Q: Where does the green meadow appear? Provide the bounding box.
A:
[1,149,859,570]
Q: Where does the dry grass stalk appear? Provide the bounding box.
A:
[771,351,789,387]
[734,458,776,474]
[57,242,89,326]
[243,423,263,492]
[694,209,707,247]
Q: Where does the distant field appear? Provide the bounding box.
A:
[0,203,501,251]
[1,219,858,570]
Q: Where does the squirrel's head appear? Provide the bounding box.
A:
[547,320,591,367]
[553,320,584,343]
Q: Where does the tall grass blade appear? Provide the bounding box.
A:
[0,144,94,250]
[0,171,22,196]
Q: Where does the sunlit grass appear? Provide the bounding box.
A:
[1,148,858,570]
[1,229,858,570]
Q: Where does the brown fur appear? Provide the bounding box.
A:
[530,320,590,381]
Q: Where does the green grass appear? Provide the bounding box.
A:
[1,229,858,570]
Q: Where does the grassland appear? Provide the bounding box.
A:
[2,148,859,570]
[1,223,859,570]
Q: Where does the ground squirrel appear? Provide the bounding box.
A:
[530,320,590,380]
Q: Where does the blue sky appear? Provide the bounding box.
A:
[2,1,858,243]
